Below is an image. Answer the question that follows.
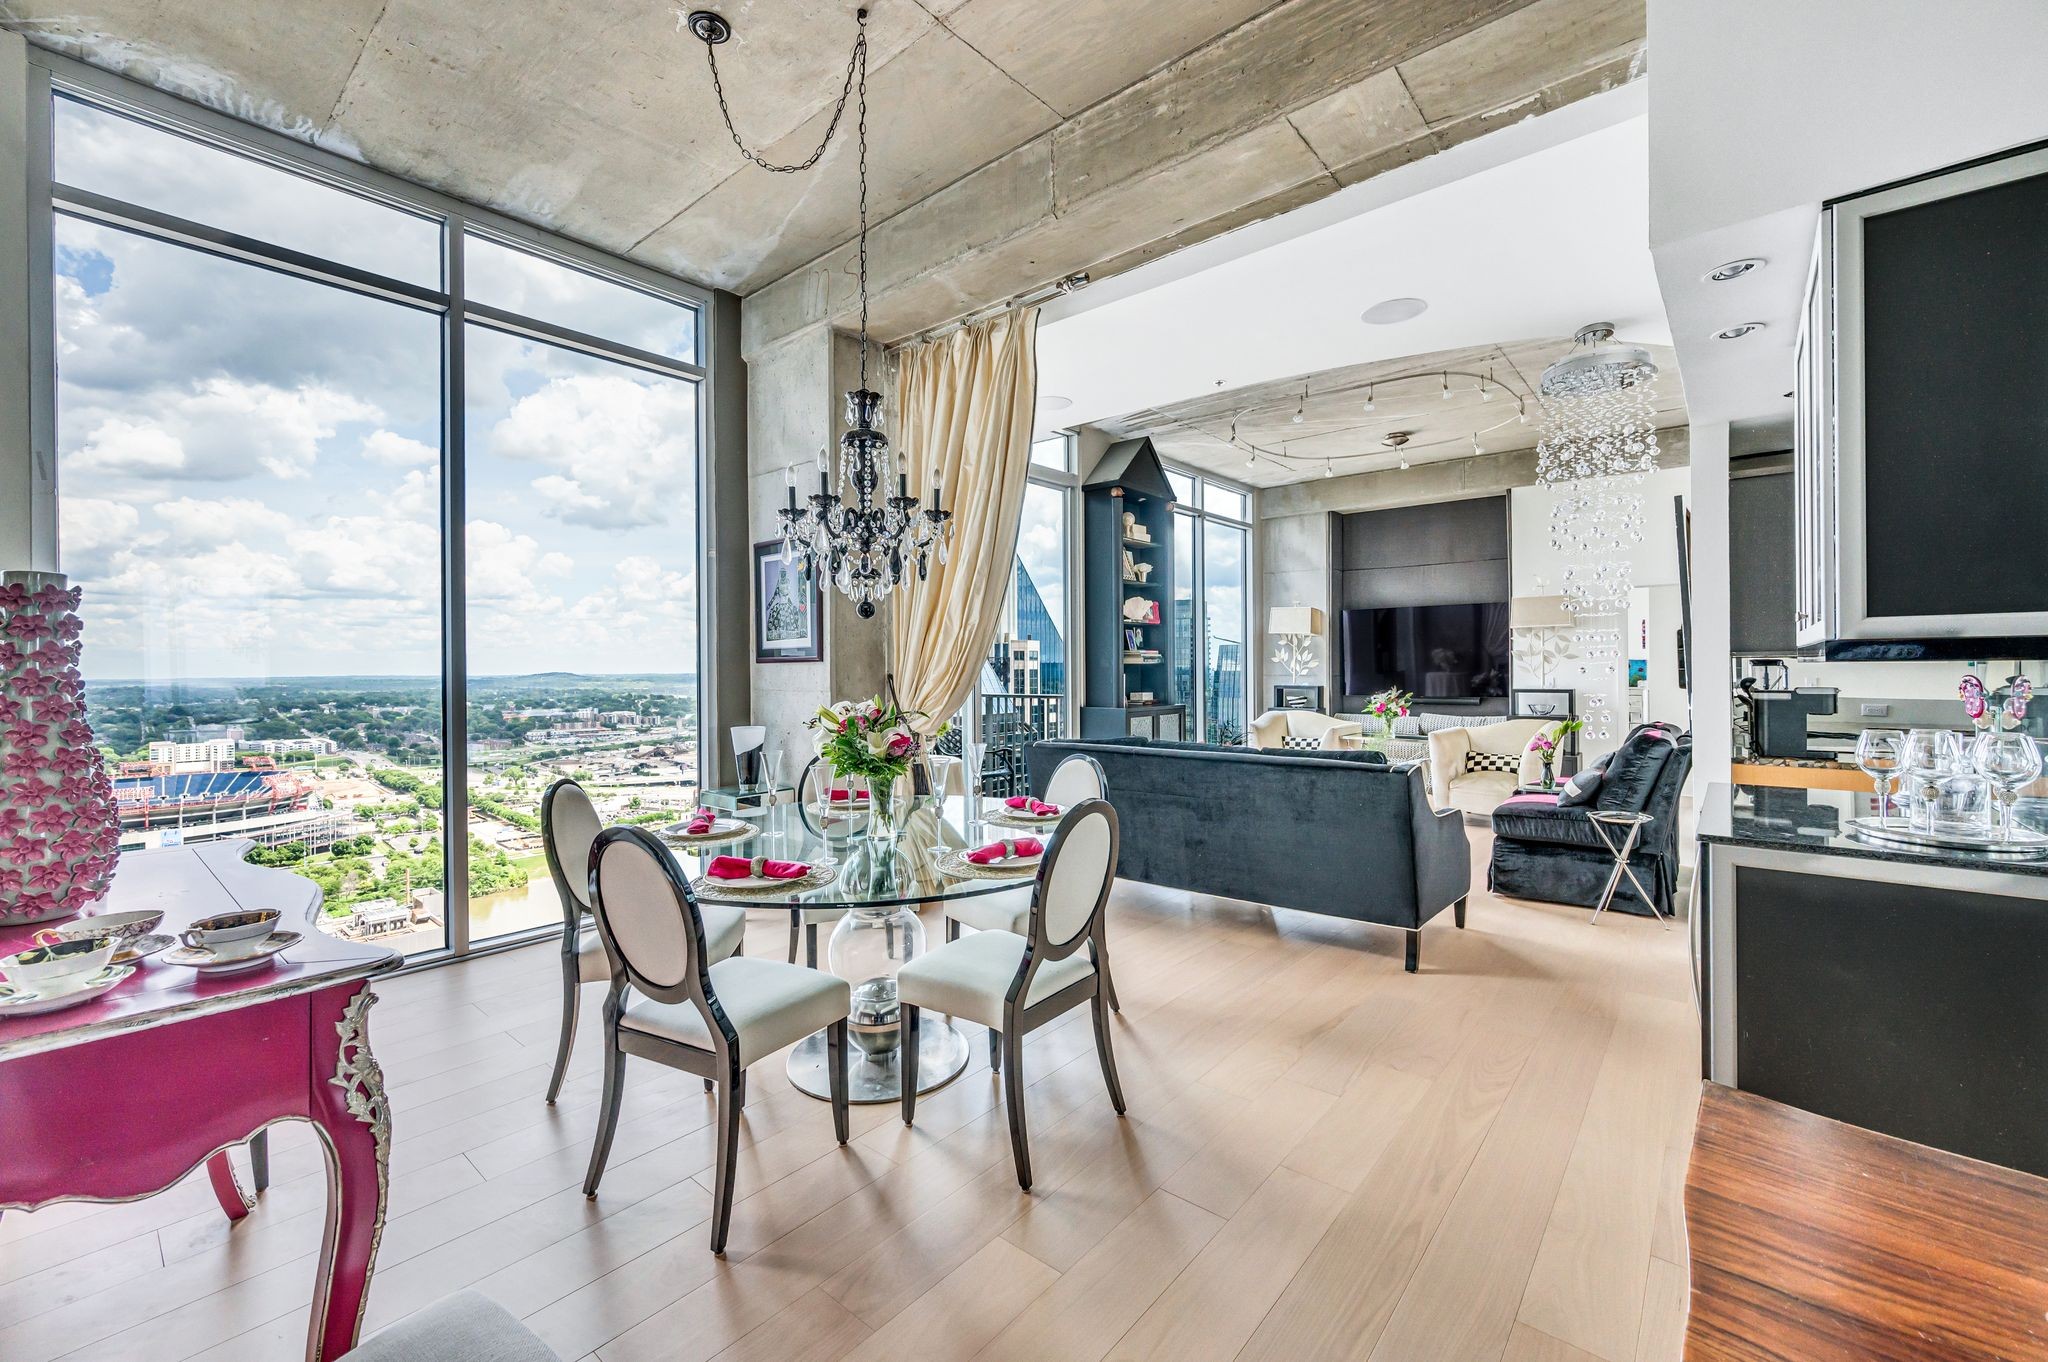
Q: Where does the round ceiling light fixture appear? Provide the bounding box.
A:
[1036,394,1073,411]
[1360,296,1429,325]
[1713,321,1767,340]
[1704,257,1766,283]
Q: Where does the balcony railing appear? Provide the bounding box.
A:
[980,691,1065,798]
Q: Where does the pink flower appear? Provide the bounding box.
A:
[54,615,81,640]
[7,720,50,747]
[25,861,66,892]
[0,584,24,610]
[28,804,71,836]
[4,613,48,640]
[34,695,75,724]
[52,829,93,859]
[4,751,47,779]
[0,808,21,840]
[60,720,94,745]
[884,731,914,758]
[0,868,19,896]
[52,746,100,774]
[14,892,53,919]
[1,840,42,866]
[0,642,19,670]
[63,883,99,910]
[0,697,19,725]
[12,669,52,697]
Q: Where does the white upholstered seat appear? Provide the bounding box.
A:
[942,893,1031,937]
[897,929,1091,1031]
[620,955,850,1064]
[577,899,743,983]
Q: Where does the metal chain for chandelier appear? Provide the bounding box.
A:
[689,7,951,620]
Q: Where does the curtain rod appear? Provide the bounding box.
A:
[891,272,1089,352]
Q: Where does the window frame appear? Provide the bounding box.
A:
[1164,463,1256,743]
[24,51,722,968]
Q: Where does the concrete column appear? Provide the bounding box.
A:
[1688,419,1732,787]
[1258,511,1335,708]
[0,31,52,572]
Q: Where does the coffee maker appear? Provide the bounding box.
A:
[1739,673,1841,760]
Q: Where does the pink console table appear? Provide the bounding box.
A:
[0,841,400,1361]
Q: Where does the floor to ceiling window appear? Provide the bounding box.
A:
[1166,466,1253,744]
[37,68,711,960]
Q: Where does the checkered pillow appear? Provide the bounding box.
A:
[1464,749,1521,773]
[1279,734,1323,751]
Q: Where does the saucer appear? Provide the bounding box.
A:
[0,964,136,1016]
[111,934,176,966]
[163,931,302,975]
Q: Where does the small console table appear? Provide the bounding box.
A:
[0,841,399,1361]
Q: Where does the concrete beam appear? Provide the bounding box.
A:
[742,0,1644,358]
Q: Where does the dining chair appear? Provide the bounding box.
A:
[898,798,1125,1190]
[789,756,851,965]
[540,778,747,1105]
[942,753,1118,1017]
[581,826,852,1254]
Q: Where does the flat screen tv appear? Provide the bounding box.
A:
[1340,602,1510,701]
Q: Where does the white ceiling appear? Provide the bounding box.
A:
[1036,84,1673,464]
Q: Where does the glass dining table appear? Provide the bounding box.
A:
[663,794,1041,1103]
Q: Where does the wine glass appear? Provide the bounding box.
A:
[1972,731,2042,842]
[1855,728,1905,826]
[1900,729,1962,833]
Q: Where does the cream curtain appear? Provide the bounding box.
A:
[889,307,1039,733]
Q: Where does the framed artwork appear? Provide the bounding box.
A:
[1511,687,1575,720]
[754,540,822,664]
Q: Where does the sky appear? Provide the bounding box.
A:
[52,96,703,683]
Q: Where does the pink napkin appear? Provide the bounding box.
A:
[706,855,808,881]
[828,787,870,803]
[686,808,716,835]
[966,837,1043,865]
[1004,797,1061,816]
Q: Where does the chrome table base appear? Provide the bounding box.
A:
[786,1017,970,1103]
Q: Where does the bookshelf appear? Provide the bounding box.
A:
[1080,437,1188,741]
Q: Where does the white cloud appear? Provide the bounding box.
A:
[71,376,379,480]
[486,371,697,530]
[152,495,296,547]
[361,431,439,467]
[58,496,140,579]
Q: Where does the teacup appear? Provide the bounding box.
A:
[180,910,282,961]
[37,909,165,950]
[1,937,117,998]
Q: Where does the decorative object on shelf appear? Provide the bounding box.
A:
[1511,687,1576,720]
[1133,560,1153,583]
[1959,672,2033,732]
[753,538,823,662]
[1362,687,1413,754]
[1122,511,1151,543]
[806,696,944,845]
[702,9,950,619]
[1121,596,1160,624]
[1267,605,1324,683]
[1536,323,1662,742]
[0,572,120,928]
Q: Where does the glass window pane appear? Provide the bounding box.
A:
[54,95,441,286]
[54,219,449,953]
[465,233,698,363]
[1204,522,1249,744]
[1030,435,1067,470]
[1203,482,1247,520]
[982,482,1066,794]
[463,325,702,944]
[1173,511,1196,717]
[1167,469,1196,505]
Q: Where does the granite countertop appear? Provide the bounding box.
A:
[1732,754,1855,770]
[1697,782,2048,878]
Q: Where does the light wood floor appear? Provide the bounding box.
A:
[0,833,1698,1362]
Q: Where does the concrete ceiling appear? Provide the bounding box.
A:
[1,0,1646,351]
[1098,336,1686,488]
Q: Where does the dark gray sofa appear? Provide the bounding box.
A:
[1027,736,1471,971]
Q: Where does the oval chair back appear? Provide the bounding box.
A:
[586,828,725,1039]
[1042,753,1107,809]
[1020,798,1118,975]
[542,778,603,918]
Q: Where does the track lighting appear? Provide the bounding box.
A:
[1362,383,1375,414]
[1440,372,1452,401]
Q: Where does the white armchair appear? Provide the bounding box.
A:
[1249,710,1364,751]
[1427,719,1561,816]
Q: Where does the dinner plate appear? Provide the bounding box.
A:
[692,865,839,897]
[936,848,1044,879]
[658,817,753,845]
[163,931,302,975]
[0,964,136,1016]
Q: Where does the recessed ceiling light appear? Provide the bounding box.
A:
[1361,296,1429,325]
[1037,394,1073,410]
[1713,322,1767,340]
[1704,257,1766,283]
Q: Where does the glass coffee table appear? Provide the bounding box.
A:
[666,795,1034,1103]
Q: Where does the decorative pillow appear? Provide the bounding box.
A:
[1464,749,1521,773]
[1558,764,1605,807]
[1593,723,1681,811]
[1278,734,1322,750]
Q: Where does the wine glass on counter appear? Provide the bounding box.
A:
[1972,730,2042,842]
[1900,728,1962,833]
[1855,728,1906,826]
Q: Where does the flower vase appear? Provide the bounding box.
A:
[0,572,121,926]
[1540,760,1555,791]
[869,771,915,845]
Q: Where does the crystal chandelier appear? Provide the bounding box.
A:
[689,8,951,619]
[1536,323,1660,740]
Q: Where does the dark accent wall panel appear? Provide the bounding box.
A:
[1335,495,1510,711]
[1729,470,1795,653]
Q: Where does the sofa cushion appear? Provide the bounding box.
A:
[1490,794,1609,851]
[1082,735,1386,765]
[1593,723,1682,812]
[1464,749,1521,773]
[1558,764,1605,808]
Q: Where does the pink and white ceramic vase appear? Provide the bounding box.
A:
[0,572,121,926]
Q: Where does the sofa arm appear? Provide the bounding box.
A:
[1249,711,1288,749]
[1427,728,1471,807]
[1318,720,1364,750]
[1410,789,1473,918]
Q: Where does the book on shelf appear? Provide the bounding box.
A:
[1122,649,1162,664]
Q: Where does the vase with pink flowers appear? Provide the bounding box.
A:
[1361,687,1414,755]
[0,572,122,926]
[808,696,944,844]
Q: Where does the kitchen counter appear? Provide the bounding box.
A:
[1694,782,2048,1176]
[1701,782,2048,877]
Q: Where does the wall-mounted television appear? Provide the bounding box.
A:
[1340,602,1510,701]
